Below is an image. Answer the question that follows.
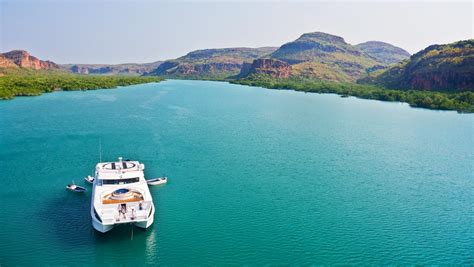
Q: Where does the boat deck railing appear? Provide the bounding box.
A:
[99,201,152,224]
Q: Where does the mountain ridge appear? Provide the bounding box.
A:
[239,32,389,82]
[355,41,411,65]
[0,50,58,70]
[61,61,162,75]
[359,39,474,91]
[147,47,277,79]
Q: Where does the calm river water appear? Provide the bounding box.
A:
[0,80,472,265]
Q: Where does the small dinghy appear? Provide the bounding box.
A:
[146,176,168,186]
[84,175,94,184]
[66,183,86,193]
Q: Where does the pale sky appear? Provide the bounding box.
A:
[1,0,472,64]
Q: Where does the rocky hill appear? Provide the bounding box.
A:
[61,61,162,75]
[0,50,58,70]
[147,47,277,79]
[355,41,410,65]
[359,39,474,91]
[241,32,385,82]
[0,54,18,68]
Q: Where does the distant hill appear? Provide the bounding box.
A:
[355,41,410,65]
[61,61,162,76]
[359,39,474,91]
[0,50,58,70]
[240,32,384,82]
[0,50,162,99]
[147,47,277,79]
[0,50,163,76]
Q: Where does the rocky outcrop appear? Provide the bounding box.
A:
[239,59,291,78]
[1,50,58,69]
[359,39,474,91]
[0,54,18,68]
[409,71,474,91]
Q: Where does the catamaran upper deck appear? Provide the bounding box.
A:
[95,158,145,180]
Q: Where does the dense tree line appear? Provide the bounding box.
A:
[231,75,474,113]
[0,71,163,99]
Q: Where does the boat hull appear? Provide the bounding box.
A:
[135,204,155,229]
[66,186,86,192]
[91,204,155,233]
[92,217,114,233]
[147,178,167,185]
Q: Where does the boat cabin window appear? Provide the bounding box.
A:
[101,177,139,185]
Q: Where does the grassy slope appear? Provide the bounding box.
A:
[0,68,163,99]
[268,32,381,82]
[232,75,474,113]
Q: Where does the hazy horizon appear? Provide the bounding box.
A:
[1,0,472,64]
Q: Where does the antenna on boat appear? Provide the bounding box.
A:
[99,138,102,162]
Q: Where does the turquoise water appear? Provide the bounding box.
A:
[0,80,472,265]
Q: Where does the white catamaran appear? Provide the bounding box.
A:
[91,157,155,233]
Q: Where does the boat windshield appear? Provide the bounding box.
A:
[101,177,139,185]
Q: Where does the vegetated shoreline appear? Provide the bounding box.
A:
[0,72,163,100]
[230,76,474,113]
[1,72,473,114]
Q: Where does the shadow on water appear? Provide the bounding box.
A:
[37,189,151,248]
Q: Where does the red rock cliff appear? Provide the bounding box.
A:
[0,54,18,68]
[240,58,292,78]
[1,50,58,70]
